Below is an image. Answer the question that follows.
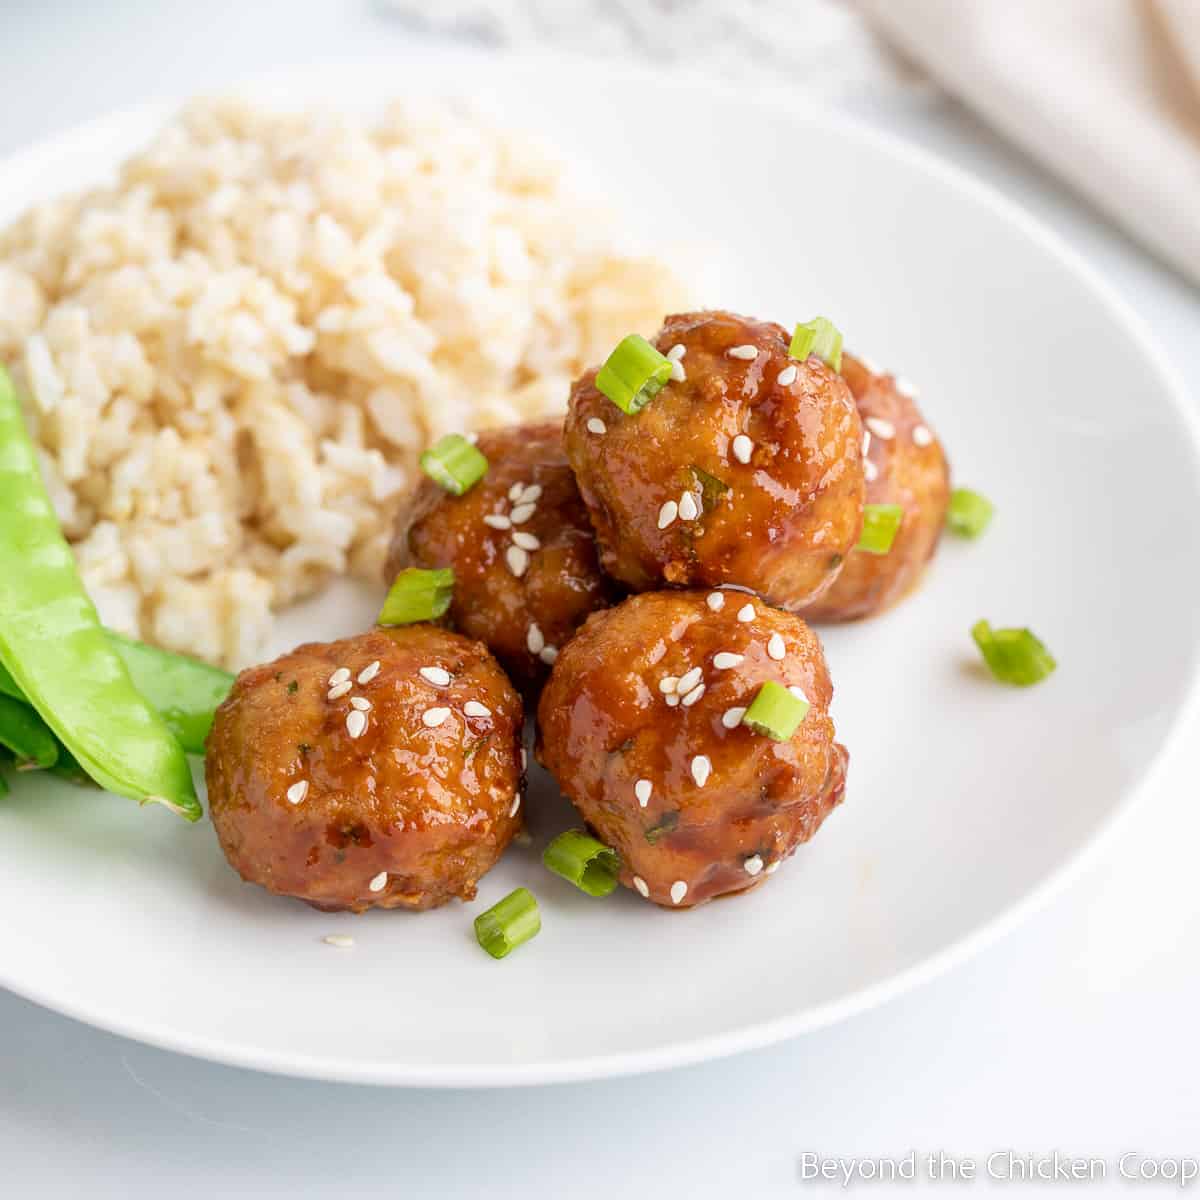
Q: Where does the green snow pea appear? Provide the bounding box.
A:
[1,632,232,756]
[0,368,200,820]
[0,661,21,701]
[0,693,59,768]
[107,633,233,755]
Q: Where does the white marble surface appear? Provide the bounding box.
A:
[3,2,1200,1195]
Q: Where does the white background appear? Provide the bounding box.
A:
[2,2,1199,1195]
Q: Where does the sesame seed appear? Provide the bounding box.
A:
[707,591,725,611]
[323,934,355,948]
[670,360,686,382]
[666,343,686,361]
[329,667,350,686]
[865,417,895,440]
[732,434,753,464]
[727,344,758,361]
[657,499,678,529]
[665,693,680,707]
[357,660,381,685]
[864,460,879,482]
[765,860,781,875]
[659,675,679,694]
[691,755,711,786]
[670,880,688,904]
[464,700,491,718]
[422,707,451,728]
[895,376,919,399]
[681,684,706,707]
[777,364,798,386]
[346,709,367,738]
[788,685,808,701]
[519,484,543,505]
[678,491,699,521]
[633,875,650,898]
[286,780,309,805]
[586,417,607,435]
[737,603,755,623]
[350,695,372,711]
[862,430,872,457]
[420,666,451,686]
[722,706,747,729]
[508,482,524,502]
[678,667,703,694]
[509,794,521,817]
[512,530,540,551]
[526,623,545,654]
[506,545,530,576]
[327,681,352,700]
[713,651,744,670]
[635,779,653,807]
[744,854,764,876]
[913,424,933,447]
[369,871,388,893]
[521,747,528,770]
[509,502,536,524]
[539,645,558,665]
[483,513,512,530]
[767,633,786,660]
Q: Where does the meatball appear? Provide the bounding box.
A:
[563,311,865,610]
[801,353,951,622]
[206,626,524,913]
[386,421,618,696]
[536,590,847,908]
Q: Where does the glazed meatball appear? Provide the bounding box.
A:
[206,626,524,913]
[564,311,865,610]
[537,590,847,908]
[386,421,618,696]
[801,353,951,622]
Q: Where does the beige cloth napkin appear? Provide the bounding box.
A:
[857,0,1200,286]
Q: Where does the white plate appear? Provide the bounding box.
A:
[2,55,1199,1088]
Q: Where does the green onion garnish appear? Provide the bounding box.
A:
[419,434,488,496]
[542,829,621,897]
[788,316,843,372]
[741,680,810,742]
[971,620,1056,687]
[378,567,455,626]
[946,487,994,538]
[857,503,904,554]
[474,887,541,959]
[595,334,673,415]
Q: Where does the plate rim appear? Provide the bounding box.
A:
[3,48,1200,1088]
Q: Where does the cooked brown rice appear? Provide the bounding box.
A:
[0,97,684,667]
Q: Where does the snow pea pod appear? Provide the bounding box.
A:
[0,661,21,701]
[0,693,59,768]
[107,633,233,755]
[0,369,200,820]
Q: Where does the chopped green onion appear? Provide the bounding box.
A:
[947,487,994,538]
[595,334,673,415]
[543,829,621,897]
[474,887,541,959]
[857,503,904,554]
[419,434,488,496]
[378,567,455,626]
[789,316,843,372]
[741,680,809,741]
[971,620,1056,687]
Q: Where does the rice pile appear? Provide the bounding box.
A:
[0,98,684,668]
